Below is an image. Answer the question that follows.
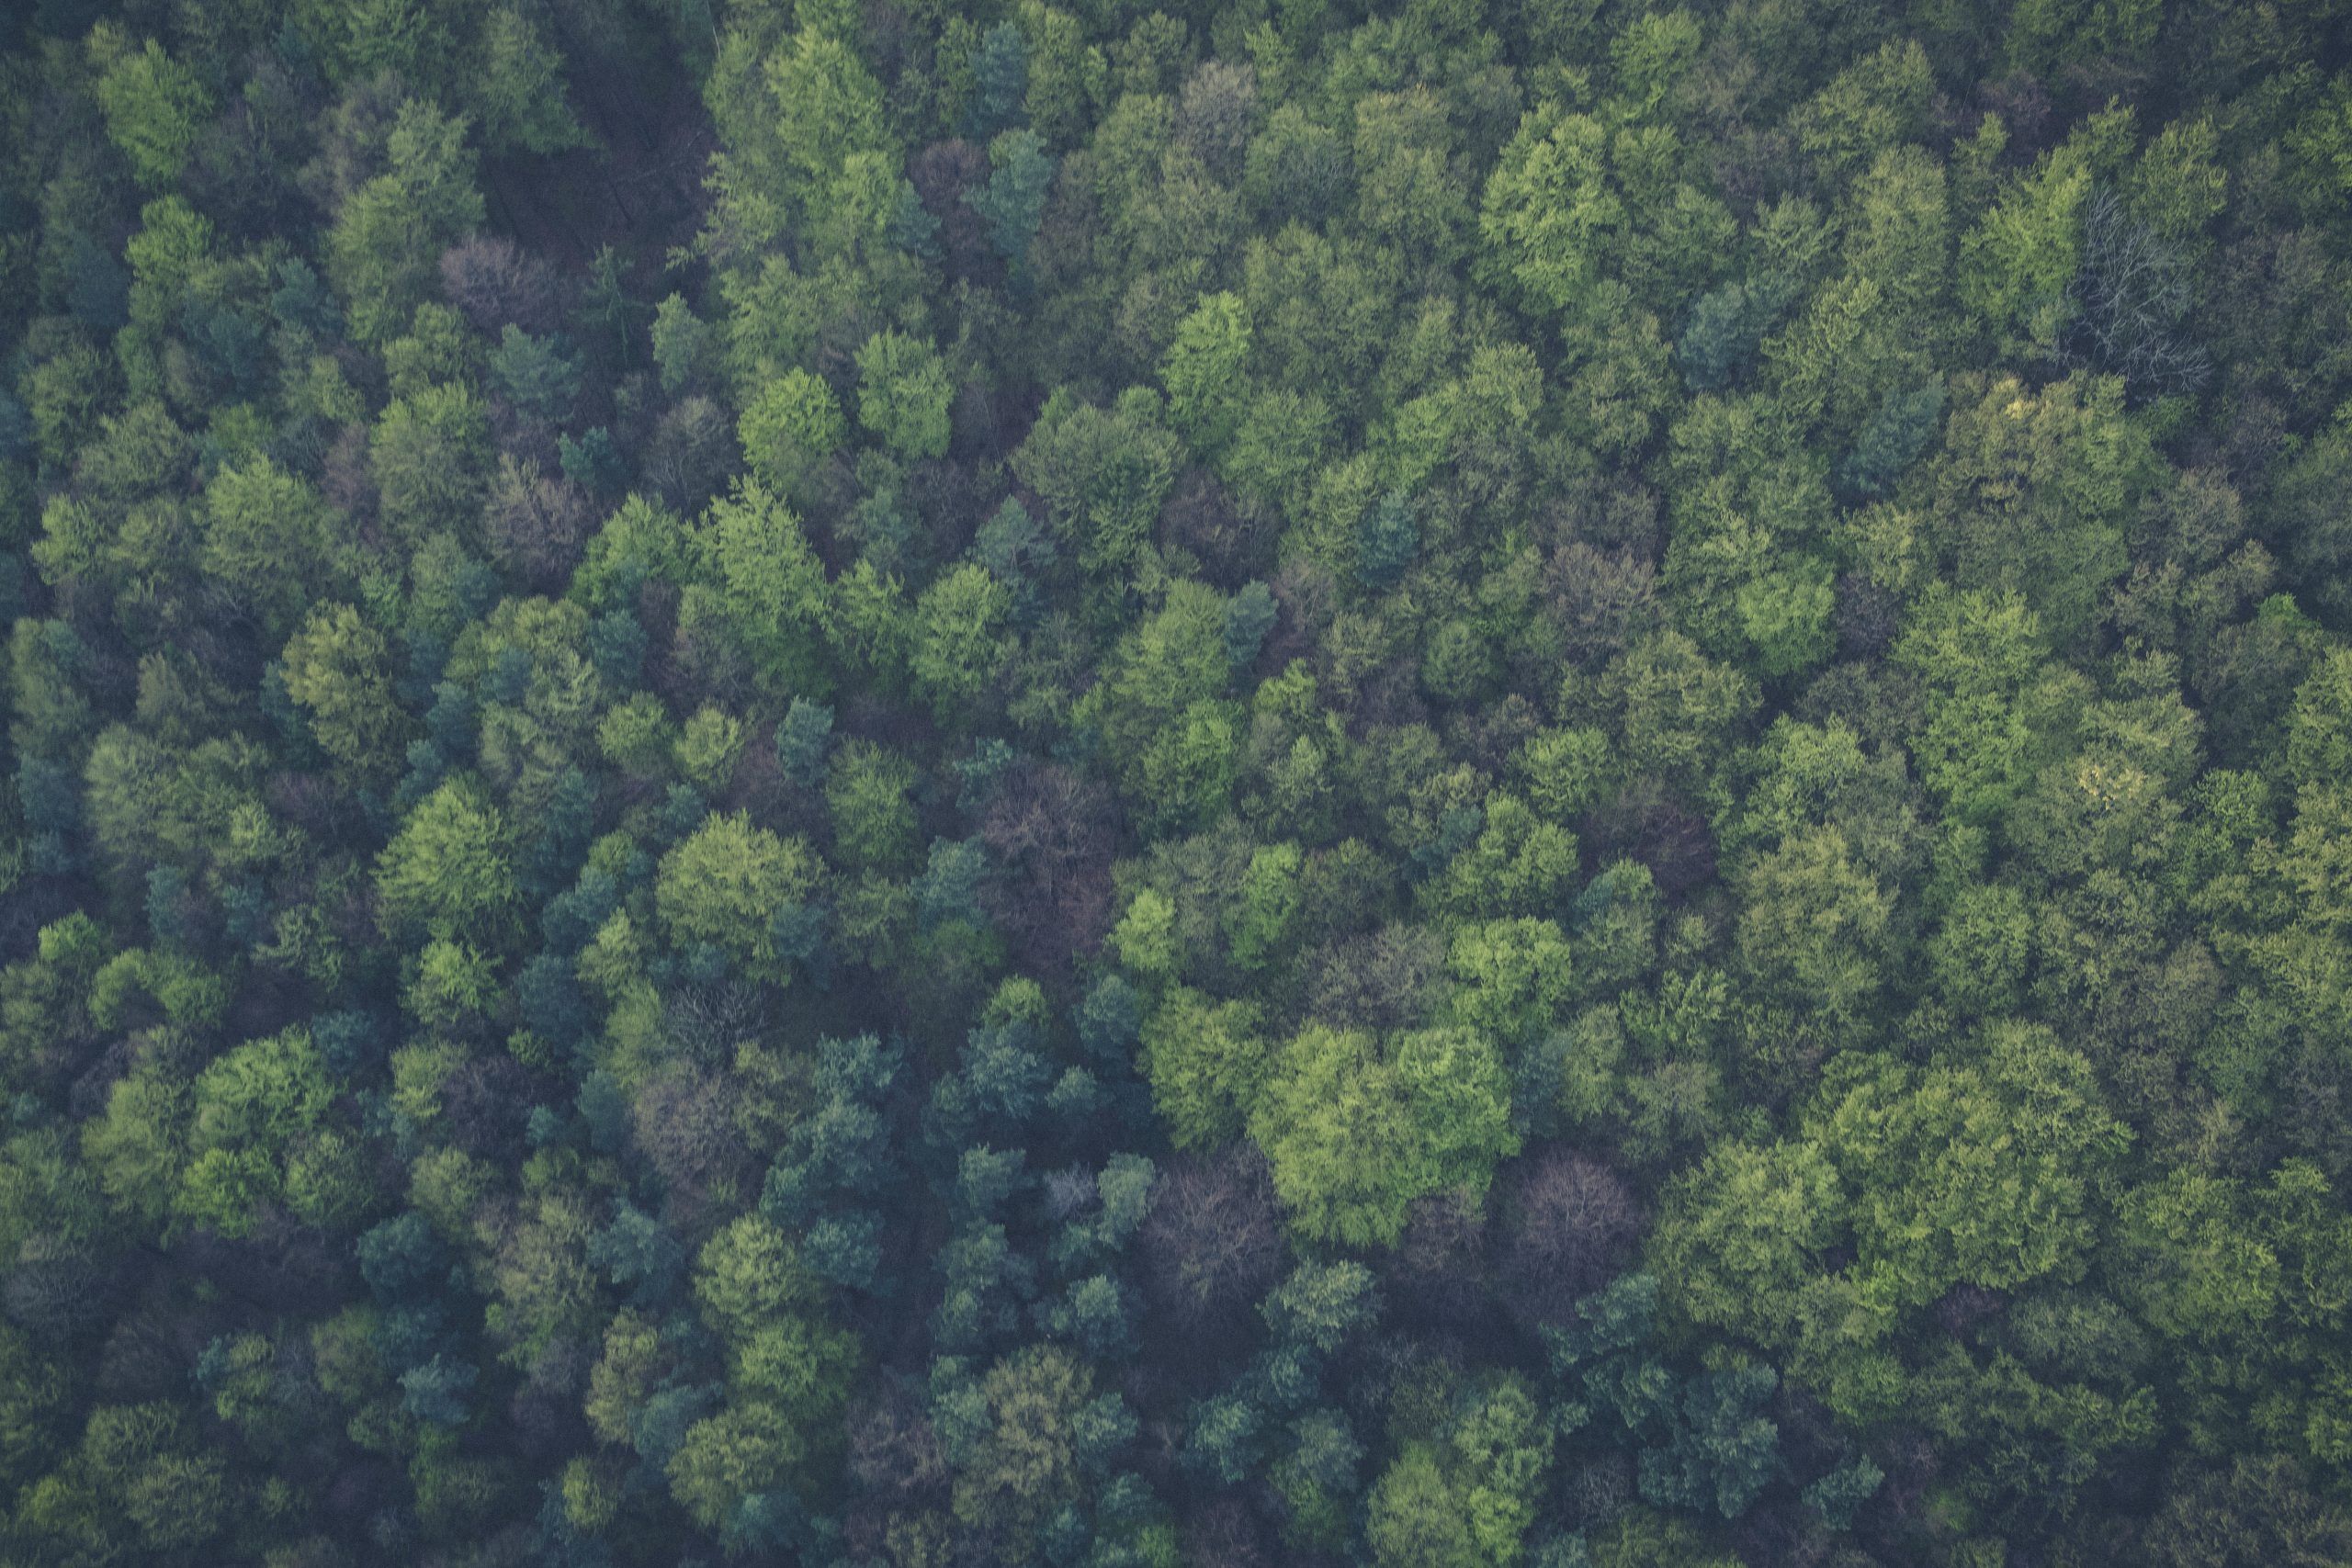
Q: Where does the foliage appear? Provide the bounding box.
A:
[0,3,2344,1565]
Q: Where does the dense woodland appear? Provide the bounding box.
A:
[2,0,2352,1563]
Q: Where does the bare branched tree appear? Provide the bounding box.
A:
[2062,189,2211,400]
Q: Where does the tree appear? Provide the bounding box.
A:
[855,330,954,459]
[1227,842,1300,970]
[1678,277,1792,393]
[1815,1024,2128,1308]
[1839,381,1946,498]
[739,368,844,498]
[1479,106,1620,319]
[1653,1139,1845,1351]
[702,477,831,695]
[775,697,835,786]
[1353,89,1469,269]
[826,741,919,872]
[372,380,493,547]
[200,458,345,637]
[488,325,582,421]
[1958,146,2090,354]
[1733,825,1893,1052]
[1893,586,2059,825]
[910,564,1013,722]
[1250,1025,1517,1247]
[281,604,411,783]
[665,1403,799,1531]
[966,21,1029,138]
[1788,40,1933,185]
[84,1068,187,1227]
[765,28,888,197]
[67,1403,230,1551]
[91,31,212,189]
[1140,987,1269,1151]
[1364,1377,1549,1565]
[179,1026,333,1236]
[2112,1171,2278,1344]
[1611,630,1760,799]
[1367,1445,1483,1568]
[1137,1144,1285,1336]
[969,130,1055,270]
[376,779,518,941]
[1445,919,1576,1043]
[1928,372,2159,645]
[695,1213,820,1340]
[440,234,559,335]
[1356,489,1419,590]
[655,813,823,982]
[1498,1149,1641,1325]
[1161,292,1254,455]
[2144,1456,2352,1568]
[326,100,486,344]
[472,6,591,154]
[1424,800,1580,924]
[948,1345,1103,1556]
[1011,391,1181,576]
[675,705,745,791]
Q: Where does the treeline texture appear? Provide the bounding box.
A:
[2,0,2352,1564]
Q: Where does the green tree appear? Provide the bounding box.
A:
[488,326,581,421]
[1479,106,1620,319]
[1140,986,1268,1150]
[1893,587,2064,825]
[701,477,831,695]
[1364,1380,1559,1563]
[854,330,955,460]
[372,381,493,547]
[1011,390,1181,576]
[655,813,823,982]
[1353,89,1469,270]
[178,1028,333,1235]
[472,6,591,154]
[971,129,1055,269]
[1445,919,1576,1044]
[90,30,212,189]
[376,780,518,941]
[2112,1171,2278,1344]
[1422,796,1580,923]
[666,1403,802,1531]
[1928,372,2158,645]
[200,457,346,637]
[1227,842,1301,971]
[766,28,888,196]
[695,1213,820,1340]
[83,1069,187,1228]
[1367,1445,1483,1568]
[825,740,919,872]
[1958,147,2089,353]
[1160,291,1254,456]
[1734,825,1893,1053]
[1250,1024,1517,1247]
[326,100,486,344]
[910,563,1013,723]
[281,604,411,783]
[739,368,845,498]
[1815,1023,2129,1308]
[1654,1138,1847,1351]
[947,1345,1106,1558]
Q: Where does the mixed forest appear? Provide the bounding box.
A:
[5,0,2352,1563]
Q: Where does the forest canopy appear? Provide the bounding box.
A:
[2,0,2352,1564]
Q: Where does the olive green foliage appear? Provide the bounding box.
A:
[1250,1024,1518,1247]
[3,2,2348,1565]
